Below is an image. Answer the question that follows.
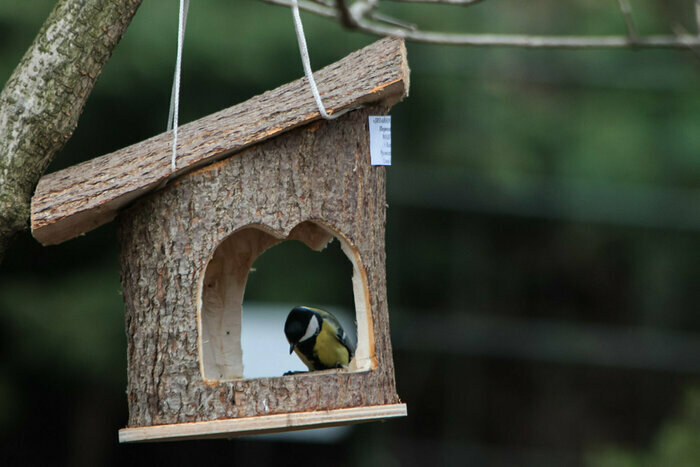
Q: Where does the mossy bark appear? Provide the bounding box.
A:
[0,0,142,262]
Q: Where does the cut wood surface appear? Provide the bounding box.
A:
[118,404,407,442]
[30,37,409,246]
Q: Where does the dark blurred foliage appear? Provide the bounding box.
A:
[1,1,700,466]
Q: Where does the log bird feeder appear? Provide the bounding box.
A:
[30,38,409,442]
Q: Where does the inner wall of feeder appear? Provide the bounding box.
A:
[198,221,375,383]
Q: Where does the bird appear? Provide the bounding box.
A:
[284,306,355,371]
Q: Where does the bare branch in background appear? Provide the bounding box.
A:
[670,23,700,60]
[349,0,379,22]
[391,0,485,4]
[617,0,638,40]
[265,0,700,49]
[371,12,417,30]
[335,0,357,27]
[283,0,335,17]
[297,0,416,31]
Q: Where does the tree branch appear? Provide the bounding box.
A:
[264,0,700,49]
[617,0,638,40]
[390,0,485,4]
[335,0,357,28]
[0,0,142,263]
[349,0,380,21]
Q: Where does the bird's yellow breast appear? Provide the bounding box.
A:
[314,320,350,368]
[293,347,315,371]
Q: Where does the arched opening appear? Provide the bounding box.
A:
[198,221,374,383]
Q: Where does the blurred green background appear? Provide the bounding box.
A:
[1,1,700,466]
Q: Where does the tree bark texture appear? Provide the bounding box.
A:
[118,106,402,428]
[0,0,142,262]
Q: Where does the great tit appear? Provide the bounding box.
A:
[284,306,355,371]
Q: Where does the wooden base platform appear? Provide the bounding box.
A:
[119,403,407,443]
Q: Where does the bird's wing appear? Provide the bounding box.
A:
[314,308,356,359]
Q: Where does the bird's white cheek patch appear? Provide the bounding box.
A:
[300,315,320,343]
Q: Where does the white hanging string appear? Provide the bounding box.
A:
[166,0,348,175]
[168,0,190,172]
[290,0,353,120]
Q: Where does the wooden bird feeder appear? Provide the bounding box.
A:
[30,37,409,442]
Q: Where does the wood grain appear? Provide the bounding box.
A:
[118,404,407,443]
[31,37,409,245]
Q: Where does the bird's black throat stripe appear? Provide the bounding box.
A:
[296,336,326,371]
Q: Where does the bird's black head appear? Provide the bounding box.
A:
[284,306,320,353]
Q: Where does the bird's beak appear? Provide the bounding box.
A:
[289,343,295,354]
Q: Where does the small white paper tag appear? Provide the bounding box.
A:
[369,116,391,166]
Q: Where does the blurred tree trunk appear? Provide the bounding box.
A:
[0,0,142,263]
